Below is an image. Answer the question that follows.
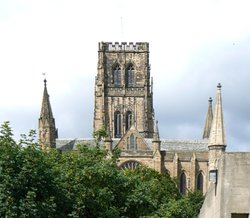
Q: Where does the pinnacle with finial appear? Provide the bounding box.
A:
[208,83,226,147]
[153,120,160,141]
[203,97,213,139]
[40,79,54,120]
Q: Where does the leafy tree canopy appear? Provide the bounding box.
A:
[0,122,204,217]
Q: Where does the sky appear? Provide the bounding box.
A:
[1,0,250,151]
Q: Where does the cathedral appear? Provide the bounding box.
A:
[38,42,227,196]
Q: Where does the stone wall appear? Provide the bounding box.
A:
[199,152,250,218]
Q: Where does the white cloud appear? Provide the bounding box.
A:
[0,0,250,151]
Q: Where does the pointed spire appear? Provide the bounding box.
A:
[39,79,57,149]
[153,120,161,153]
[203,97,213,139]
[153,120,160,142]
[208,83,226,147]
[40,79,54,120]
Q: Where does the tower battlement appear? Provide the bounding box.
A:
[98,42,149,52]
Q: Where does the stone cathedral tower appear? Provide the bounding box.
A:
[94,42,154,138]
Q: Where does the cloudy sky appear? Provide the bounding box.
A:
[1,0,250,151]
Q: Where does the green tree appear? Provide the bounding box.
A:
[146,191,204,218]
[0,122,204,217]
[0,122,67,217]
[123,167,180,218]
[56,145,129,217]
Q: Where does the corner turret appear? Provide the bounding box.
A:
[39,79,58,149]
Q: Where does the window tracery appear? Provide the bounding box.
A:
[197,172,204,193]
[120,161,140,170]
[126,65,135,87]
[113,65,121,86]
[125,111,133,131]
[114,111,122,138]
[127,134,137,150]
[180,172,187,194]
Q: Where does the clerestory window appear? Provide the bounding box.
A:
[197,172,204,193]
[180,172,187,194]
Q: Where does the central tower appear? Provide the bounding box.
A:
[94,42,154,138]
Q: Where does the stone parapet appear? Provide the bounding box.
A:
[105,87,146,97]
[99,42,149,52]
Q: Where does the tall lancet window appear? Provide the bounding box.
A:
[127,134,137,150]
[125,111,133,131]
[114,111,122,138]
[197,172,204,193]
[180,172,187,194]
[113,65,121,87]
[126,65,135,87]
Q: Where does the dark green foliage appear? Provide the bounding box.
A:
[143,188,204,218]
[57,145,128,217]
[0,122,67,217]
[93,127,108,144]
[123,167,180,217]
[0,122,204,217]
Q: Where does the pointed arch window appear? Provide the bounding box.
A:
[113,65,121,87]
[126,65,135,87]
[125,111,133,131]
[114,111,122,138]
[180,172,187,194]
[197,172,204,193]
[127,134,137,150]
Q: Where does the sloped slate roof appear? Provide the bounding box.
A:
[56,138,96,151]
[56,138,208,152]
[161,139,208,152]
[146,138,208,152]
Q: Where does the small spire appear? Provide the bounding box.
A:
[153,120,160,141]
[39,79,57,149]
[40,79,53,119]
[208,83,226,147]
[203,97,213,139]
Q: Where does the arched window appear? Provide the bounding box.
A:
[120,160,140,170]
[113,65,121,86]
[180,172,187,194]
[126,65,135,87]
[197,172,204,193]
[127,134,137,150]
[125,111,133,131]
[114,111,122,138]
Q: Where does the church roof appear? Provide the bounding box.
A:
[56,138,208,152]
